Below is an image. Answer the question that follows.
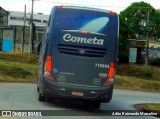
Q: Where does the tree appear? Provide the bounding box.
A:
[120,1,156,37]
[153,9,160,39]
[118,14,130,62]
[119,14,129,53]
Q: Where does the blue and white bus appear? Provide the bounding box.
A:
[37,6,119,109]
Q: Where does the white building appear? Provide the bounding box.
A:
[8,11,49,27]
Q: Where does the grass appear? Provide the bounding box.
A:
[117,63,160,81]
[115,75,160,93]
[0,64,31,78]
[145,104,160,113]
[0,52,38,83]
[115,64,160,92]
[0,52,39,64]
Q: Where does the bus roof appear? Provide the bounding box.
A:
[55,5,117,15]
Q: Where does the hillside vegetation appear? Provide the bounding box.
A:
[0,52,159,92]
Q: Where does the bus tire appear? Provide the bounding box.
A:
[46,97,55,103]
[83,101,92,108]
[37,85,39,92]
[38,93,46,102]
[92,101,101,109]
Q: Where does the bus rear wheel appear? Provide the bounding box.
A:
[46,97,55,103]
[83,101,101,109]
[38,93,46,102]
[92,101,101,109]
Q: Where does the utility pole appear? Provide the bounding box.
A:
[22,5,26,53]
[29,0,34,54]
[145,8,150,65]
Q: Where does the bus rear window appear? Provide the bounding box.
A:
[54,8,115,35]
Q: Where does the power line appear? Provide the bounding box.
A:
[24,0,125,9]
[9,0,157,10]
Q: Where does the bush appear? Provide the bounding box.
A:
[0,64,31,78]
[117,64,155,80]
[150,58,160,66]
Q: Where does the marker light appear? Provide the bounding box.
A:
[109,11,115,15]
[80,30,89,34]
[57,6,63,9]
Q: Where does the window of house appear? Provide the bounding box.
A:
[10,17,17,20]
[33,19,41,23]
[43,20,48,23]
[0,16,3,24]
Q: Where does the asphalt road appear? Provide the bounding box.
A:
[0,83,159,119]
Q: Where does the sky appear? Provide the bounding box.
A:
[0,0,160,14]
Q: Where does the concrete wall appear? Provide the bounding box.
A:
[0,26,44,53]
[141,47,160,60]
[0,28,2,50]
[13,26,44,53]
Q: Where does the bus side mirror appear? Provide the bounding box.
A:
[37,42,41,55]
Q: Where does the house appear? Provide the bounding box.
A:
[0,7,49,53]
[0,6,8,26]
[8,11,49,27]
[0,7,9,51]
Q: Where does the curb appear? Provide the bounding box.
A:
[143,105,160,118]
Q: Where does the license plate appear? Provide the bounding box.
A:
[72,91,84,96]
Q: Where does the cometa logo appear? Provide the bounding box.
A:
[63,33,104,45]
